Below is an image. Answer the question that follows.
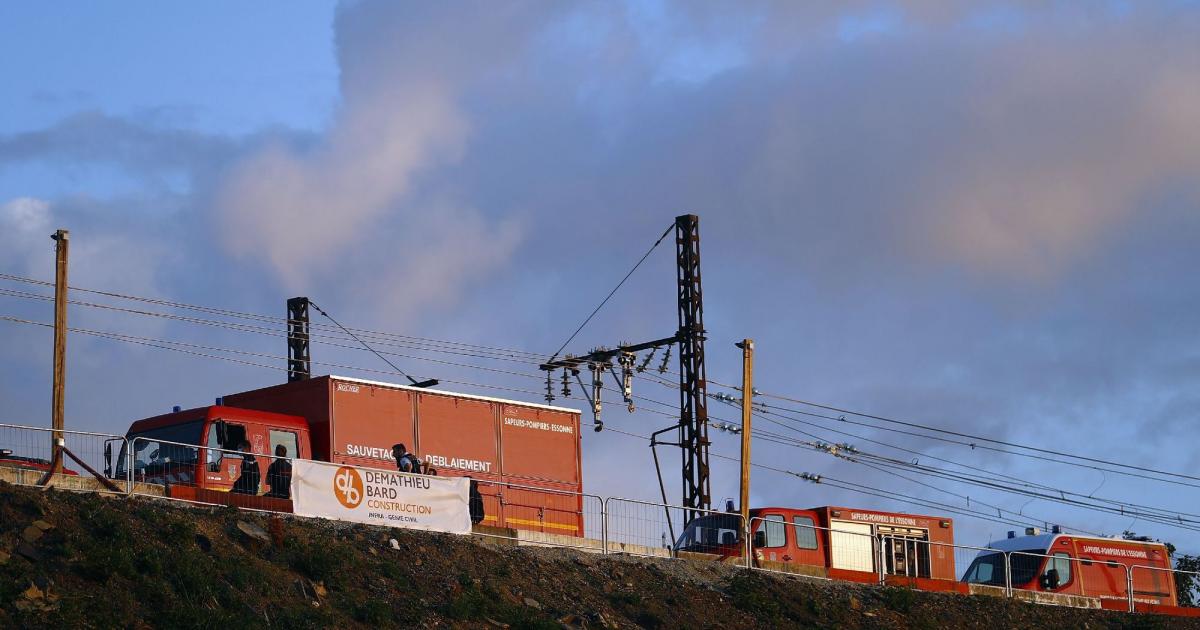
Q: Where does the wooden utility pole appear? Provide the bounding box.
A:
[51,229,69,474]
[736,339,754,527]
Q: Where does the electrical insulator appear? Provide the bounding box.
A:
[590,363,603,430]
[638,348,656,372]
[544,371,555,403]
[560,368,572,397]
[658,345,672,373]
[619,352,634,403]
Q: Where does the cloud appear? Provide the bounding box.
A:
[213,2,549,298]
[3,0,1200,548]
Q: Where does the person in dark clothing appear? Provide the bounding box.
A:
[230,441,260,495]
[468,477,485,525]
[391,443,422,474]
[264,444,292,499]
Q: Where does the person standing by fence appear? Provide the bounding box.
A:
[230,441,260,495]
[391,443,423,474]
[264,444,292,499]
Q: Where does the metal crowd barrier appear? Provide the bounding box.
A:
[1129,564,1200,614]
[1005,550,1125,609]
[7,422,1200,619]
[747,515,877,580]
[938,540,1012,595]
[603,497,745,561]
[0,422,128,493]
[127,436,296,513]
[471,478,605,553]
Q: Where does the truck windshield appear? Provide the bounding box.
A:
[116,420,204,477]
[675,514,742,552]
[963,549,1045,586]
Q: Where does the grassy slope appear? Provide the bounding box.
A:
[0,482,1189,629]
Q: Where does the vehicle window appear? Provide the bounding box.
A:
[123,420,204,475]
[1052,552,1072,584]
[216,421,247,452]
[963,553,1006,586]
[205,423,222,468]
[269,430,299,460]
[755,514,786,548]
[675,514,742,551]
[792,516,818,550]
[965,558,993,583]
[1009,549,1048,586]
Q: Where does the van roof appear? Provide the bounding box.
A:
[983,532,1169,554]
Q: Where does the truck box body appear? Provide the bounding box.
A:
[222,375,584,534]
[814,506,956,585]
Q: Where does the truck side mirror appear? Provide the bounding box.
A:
[753,531,767,548]
[104,442,112,477]
[215,420,228,448]
[1040,568,1060,590]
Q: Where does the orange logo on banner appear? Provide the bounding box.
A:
[333,466,364,509]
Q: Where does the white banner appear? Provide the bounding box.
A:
[291,460,470,534]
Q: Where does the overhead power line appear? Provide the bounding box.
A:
[706,392,1200,532]
[593,422,1082,532]
[307,300,434,388]
[706,378,1200,487]
[0,272,549,362]
[748,384,1200,482]
[5,273,1194,537]
[0,315,559,402]
[547,222,674,362]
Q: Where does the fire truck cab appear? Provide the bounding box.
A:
[963,528,1177,609]
[114,405,309,507]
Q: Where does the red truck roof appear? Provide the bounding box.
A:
[127,405,308,436]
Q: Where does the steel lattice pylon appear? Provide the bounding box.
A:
[674,214,710,517]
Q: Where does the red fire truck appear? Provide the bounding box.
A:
[963,527,1180,611]
[674,505,958,587]
[114,375,583,534]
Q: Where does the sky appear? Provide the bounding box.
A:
[1,1,1199,554]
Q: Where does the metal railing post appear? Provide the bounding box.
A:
[122,436,131,494]
[1127,566,1135,613]
[600,497,608,555]
[877,534,886,585]
[1004,552,1013,597]
[602,497,611,555]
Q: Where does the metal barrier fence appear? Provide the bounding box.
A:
[883,537,1002,592]
[604,498,745,560]
[7,422,1200,619]
[0,422,128,493]
[948,541,1012,595]
[1007,550,1130,611]
[1130,564,1200,613]
[748,515,878,580]
[128,436,297,512]
[472,478,604,553]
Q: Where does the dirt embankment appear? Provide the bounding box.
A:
[0,482,1191,629]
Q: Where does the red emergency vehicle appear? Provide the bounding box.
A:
[114,375,583,534]
[963,527,1181,611]
[0,448,80,477]
[675,505,957,587]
